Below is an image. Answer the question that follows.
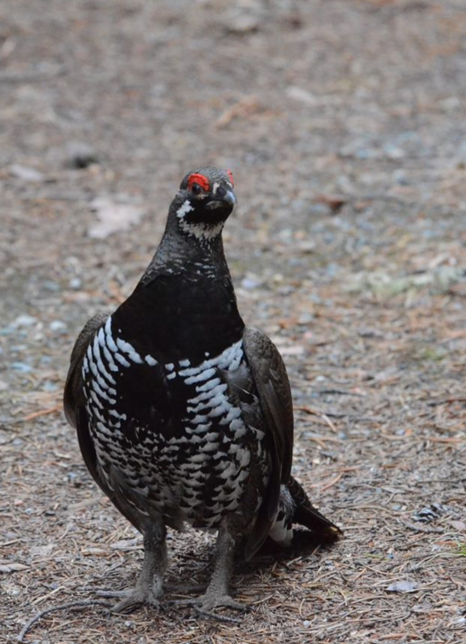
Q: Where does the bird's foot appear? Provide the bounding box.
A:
[169,592,246,623]
[96,587,162,613]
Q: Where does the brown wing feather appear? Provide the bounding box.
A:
[243,326,294,480]
[242,326,294,559]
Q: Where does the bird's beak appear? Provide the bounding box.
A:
[206,188,237,211]
[223,189,237,208]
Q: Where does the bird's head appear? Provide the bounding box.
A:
[170,167,237,242]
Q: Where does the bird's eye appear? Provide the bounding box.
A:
[187,173,210,193]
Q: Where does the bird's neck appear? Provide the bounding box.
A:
[114,223,244,362]
[140,222,230,285]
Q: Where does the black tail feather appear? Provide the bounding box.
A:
[288,476,342,540]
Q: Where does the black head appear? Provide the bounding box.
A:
[170,167,237,241]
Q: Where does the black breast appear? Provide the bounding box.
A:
[113,270,244,364]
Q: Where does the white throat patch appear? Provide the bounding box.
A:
[176,198,224,241]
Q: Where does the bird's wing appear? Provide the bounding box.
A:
[64,313,148,529]
[64,312,110,428]
[63,311,175,531]
[242,326,294,559]
[63,313,118,499]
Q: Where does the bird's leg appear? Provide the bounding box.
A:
[170,522,246,619]
[97,521,167,612]
[199,525,242,611]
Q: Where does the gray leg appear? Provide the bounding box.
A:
[170,523,245,619]
[200,525,239,609]
[98,521,167,612]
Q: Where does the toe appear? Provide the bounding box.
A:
[167,593,246,622]
[112,589,162,613]
[201,594,246,613]
[95,589,132,599]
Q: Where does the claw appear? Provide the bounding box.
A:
[112,588,161,613]
[168,592,247,623]
[91,523,167,613]
[95,587,161,612]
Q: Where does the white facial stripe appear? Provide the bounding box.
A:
[176,199,194,219]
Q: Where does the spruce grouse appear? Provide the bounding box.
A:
[64,167,340,616]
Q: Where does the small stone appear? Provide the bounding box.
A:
[297,313,314,325]
[49,320,67,333]
[10,164,45,182]
[69,277,82,290]
[441,96,461,111]
[89,197,145,239]
[66,141,99,169]
[43,380,59,392]
[286,86,317,106]
[10,362,33,373]
[384,144,405,159]
[223,10,261,34]
[13,314,37,328]
[387,580,419,593]
[42,280,61,292]
[241,277,261,290]
[393,169,409,185]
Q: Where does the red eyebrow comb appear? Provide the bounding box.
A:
[187,173,210,191]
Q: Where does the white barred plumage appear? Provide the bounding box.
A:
[82,319,264,530]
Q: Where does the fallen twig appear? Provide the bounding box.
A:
[17,406,62,422]
[18,600,112,642]
[311,472,344,491]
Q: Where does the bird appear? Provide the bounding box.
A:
[64,167,340,617]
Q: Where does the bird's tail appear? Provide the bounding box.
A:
[268,476,341,546]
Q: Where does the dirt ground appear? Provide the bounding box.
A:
[1,0,466,642]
